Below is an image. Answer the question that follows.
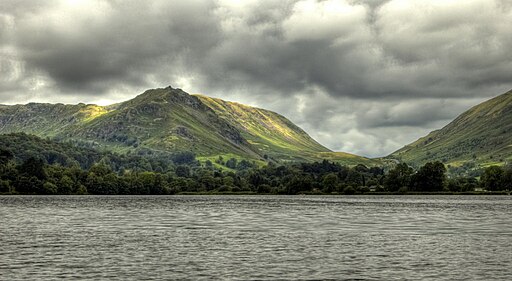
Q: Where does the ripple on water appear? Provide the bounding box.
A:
[0,195,511,280]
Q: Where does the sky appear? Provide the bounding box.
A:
[1,0,511,157]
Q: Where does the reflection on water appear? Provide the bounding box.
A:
[0,195,511,280]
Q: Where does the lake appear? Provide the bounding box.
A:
[0,195,511,280]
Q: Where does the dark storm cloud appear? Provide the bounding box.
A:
[1,0,511,156]
[11,0,220,92]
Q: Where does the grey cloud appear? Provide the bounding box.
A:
[354,98,484,128]
[1,0,511,157]
[13,0,220,92]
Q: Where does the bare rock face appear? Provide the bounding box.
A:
[165,88,204,110]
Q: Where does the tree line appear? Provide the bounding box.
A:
[1,147,510,195]
[0,133,510,195]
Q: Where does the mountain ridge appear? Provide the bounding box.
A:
[0,86,377,166]
[390,89,512,167]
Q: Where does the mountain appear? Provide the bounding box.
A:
[0,86,376,165]
[390,89,512,167]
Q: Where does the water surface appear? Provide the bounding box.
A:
[1,195,511,280]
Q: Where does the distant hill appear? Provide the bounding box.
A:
[390,89,512,167]
[0,86,377,166]
[0,133,176,172]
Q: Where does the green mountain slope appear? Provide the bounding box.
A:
[197,96,324,158]
[0,133,185,174]
[73,88,258,158]
[0,86,375,165]
[390,89,512,167]
[197,95,378,165]
[0,102,110,136]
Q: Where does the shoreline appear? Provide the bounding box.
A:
[1,191,510,196]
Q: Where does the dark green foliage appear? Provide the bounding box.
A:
[216,156,224,165]
[0,133,177,173]
[447,177,478,192]
[321,173,338,193]
[502,165,512,191]
[0,179,11,193]
[286,174,313,195]
[43,182,58,194]
[0,133,505,195]
[19,157,47,180]
[345,169,364,186]
[170,151,196,165]
[384,163,414,192]
[480,166,504,191]
[0,148,13,166]
[411,161,447,192]
[175,165,191,178]
[58,175,75,194]
[256,184,272,194]
[343,186,356,195]
[14,176,43,194]
[237,159,255,170]
[225,158,238,169]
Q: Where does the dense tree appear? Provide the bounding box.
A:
[89,163,113,177]
[500,165,512,191]
[411,161,446,192]
[58,175,75,194]
[345,169,364,187]
[322,173,338,193]
[0,135,507,195]
[480,166,504,191]
[447,177,478,192]
[171,151,196,165]
[225,158,238,169]
[384,163,414,192]
[343,185,356,195]
[15,176,43,194]
[247,171,266,188]
[198,171,216,191]
[0,179,11,193]
[256,184,272,194]
[0,148,14,166]
[43,182,58,194]
[175,165,191,178]
[19,157,47,180]
[237,159,255,170]
[286,174,313,194]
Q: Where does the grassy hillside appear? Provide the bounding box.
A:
[197,95,378,165]
[0,133,177,172]
[72,88,258,157]
[0,103,111,136]
[197,95,327,158]
[0,87,376,166]
[390,90,512,167]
